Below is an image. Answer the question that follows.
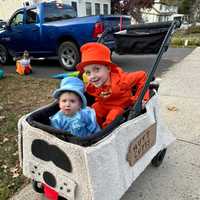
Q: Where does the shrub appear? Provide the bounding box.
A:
[186,25,200,34]
[192,38,200,46]
[171,36,200,47]
[171,37,184,46]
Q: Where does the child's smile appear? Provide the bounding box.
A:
[91,78,102,87]
[84,64,110,88]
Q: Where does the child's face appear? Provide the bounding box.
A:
[84,64,110,87]
[23,52,29,58]
[59,92,81,116]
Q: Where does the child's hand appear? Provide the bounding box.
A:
[13,57,17,61]
[142,100,147,109]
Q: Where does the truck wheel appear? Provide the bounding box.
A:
[151,148,167,167]
[58,41,80,71]
[32,180,44,193]
[0,44,11,64]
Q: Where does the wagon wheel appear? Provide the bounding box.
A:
[58,196,68,200]
[151,148,167,167]
[32,180,44,193]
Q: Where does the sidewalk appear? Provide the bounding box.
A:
[11,48,200,200]
[121,47,200,200]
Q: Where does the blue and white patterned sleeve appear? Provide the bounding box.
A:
[50,112,62,130]
[82,107,101,135]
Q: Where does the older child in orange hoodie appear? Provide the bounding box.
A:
[77,42,149,128]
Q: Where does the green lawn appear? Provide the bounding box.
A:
[0,74,58,199]
[171,29,200,47]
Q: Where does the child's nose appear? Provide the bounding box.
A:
[90,73,96,79]
[65,101,70,106]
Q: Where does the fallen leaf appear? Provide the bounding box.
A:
[0,116,6,121]
[10,166,20,178]
[3,137,9,143]
[167,105,178,112]
[13,151,18,156]
[2,164,8,169]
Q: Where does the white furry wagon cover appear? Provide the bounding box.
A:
[18,94,175,200]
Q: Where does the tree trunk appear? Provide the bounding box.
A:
[130,8,143,23]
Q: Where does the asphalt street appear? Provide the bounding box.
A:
[10,47,200,200]
[1,47,194,78]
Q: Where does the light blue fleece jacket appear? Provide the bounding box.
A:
[50,106,101,138]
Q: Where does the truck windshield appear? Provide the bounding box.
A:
[44,3,77,22]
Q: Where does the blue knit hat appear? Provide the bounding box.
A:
[53,77,87,108]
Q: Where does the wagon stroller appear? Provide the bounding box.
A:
[18,20,180,200]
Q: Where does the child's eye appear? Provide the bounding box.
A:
[85,71,91,76]
[70,99,75,103]
[94,67,100,72]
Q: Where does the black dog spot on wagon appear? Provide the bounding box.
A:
[43,171,57,188]
[31,139,72,172]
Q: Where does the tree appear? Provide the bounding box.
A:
[161,0,199,22]
[178,0,192,14]
[111,0,154,23]
[160,0,178,5]
[190,0,200,22]
[177,0,197,22]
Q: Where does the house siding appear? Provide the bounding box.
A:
[0,0,111,21]
[63,0,111,16]
[0,0,25,21]
[141,0,178,23]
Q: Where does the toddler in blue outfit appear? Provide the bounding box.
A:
[50,77,101,138]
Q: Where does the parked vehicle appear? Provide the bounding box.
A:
[0,1,130,70]
[180,21,192,29]
[0,20,6,28]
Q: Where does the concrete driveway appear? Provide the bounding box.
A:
[10,48,200,200]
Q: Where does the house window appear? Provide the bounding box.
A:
[86,2,92,16]
[103,4,108,15]
[71,2,77,13]
[95,3,100,15]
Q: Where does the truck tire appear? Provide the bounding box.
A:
[58,41,80,71]
[0,44,11,64]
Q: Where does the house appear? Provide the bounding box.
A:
[0,0,25,21]
[0,0,111,21]
[62,0,111,16]
[141,0,178,23]
[32,0,111,16]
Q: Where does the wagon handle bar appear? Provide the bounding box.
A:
[128,20,180,120]
[97,21,180,43]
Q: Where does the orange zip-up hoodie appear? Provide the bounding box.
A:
[86,67,148,127]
